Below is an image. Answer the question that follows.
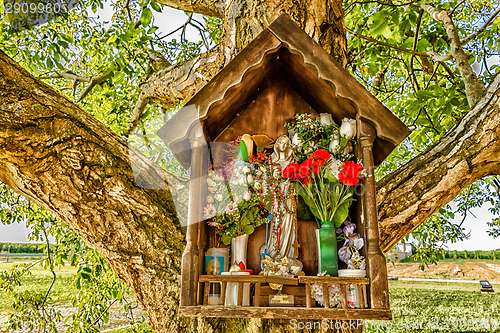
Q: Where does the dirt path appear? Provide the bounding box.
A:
[387,260,500,282]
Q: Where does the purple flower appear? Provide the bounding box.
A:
[343,221,356,237]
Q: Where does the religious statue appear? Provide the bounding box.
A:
[264,135,302,269]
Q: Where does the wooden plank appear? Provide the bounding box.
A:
[203,282,210,305]
[358,285,365,309]
[254,283,261,307]
[298,276,370,285]
[257,295,306,307]
[260,285,305,296]
[179,306,393,320]
[199,275,298,285]
[323,283,330,308]
[341,285,348,309]
[237,282,244,306]
[305,283,313,308]
[221,282,227,306]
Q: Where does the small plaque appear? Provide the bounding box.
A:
[269,294,294,307]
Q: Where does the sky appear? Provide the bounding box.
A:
[0,4,499,251]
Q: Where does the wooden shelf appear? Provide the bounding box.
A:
[180,306,392,320]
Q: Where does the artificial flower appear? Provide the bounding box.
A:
[311,149,331,161]
[283,163,300,178]
[339,118,356,139]
[215,194,223,202]
[243,191,252,201]
[319,113,334,126]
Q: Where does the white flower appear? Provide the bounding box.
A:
[206,196,214,203]
[242,166,251,174]
[290,266,301,275]
[243,191,252,201]
[329,138,340,153]
[247,174,254,184]
[254,182,262,190]
[319,113,333,126]
[339,118,356,139]
[215,194,223,202]
[279,265,289,274]
[329,158,342,179]
[207,178,215,187]
[291,133,302,147]
[238,177,246,185]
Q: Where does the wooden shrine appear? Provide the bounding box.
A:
[157,14,410,320]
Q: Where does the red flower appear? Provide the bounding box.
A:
[283,163,300,178]
[312,166,320,175]
[298,158,313,178]
[311,149,331,161]
[312,158,325,167]
[303,177,314,185]
[341,161,364,178]
[338,172,360,185]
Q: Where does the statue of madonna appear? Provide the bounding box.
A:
[266,135,297,260]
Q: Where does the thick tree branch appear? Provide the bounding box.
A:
[124,46,222,136]
[378,73,500,252]
[0,49,188,332]
[152,0,224,18]
[415,3,486,106]
[461,6,500,45]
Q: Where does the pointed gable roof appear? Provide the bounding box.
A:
[158,14,410,168]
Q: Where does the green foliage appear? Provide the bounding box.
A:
[402,205,469,270]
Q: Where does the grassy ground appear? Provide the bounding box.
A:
[2,261,500,332]
[0,263,77,314]
[366,280,500,333]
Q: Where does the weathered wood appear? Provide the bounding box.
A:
[198,275,298,285]
[340,285,348,309]
[179,306,392,320]
[254,282,261,307]
[305,283,313,308]
[181,125,207,306]
[203,282,210,305]
[237,282,244,306]
[298,276,370,285]
[358,285,365,309]
[221,281,227,305]
[358,120,390,310]
[323,283,330,308]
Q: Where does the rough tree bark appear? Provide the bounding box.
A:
[1,0,499,332]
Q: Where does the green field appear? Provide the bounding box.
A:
[0,262,77,314]
[2,262,500,332]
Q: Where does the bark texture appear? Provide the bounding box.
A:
[0,50,189,332]
[377,74,500,252]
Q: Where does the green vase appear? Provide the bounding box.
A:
[316,221,338,276]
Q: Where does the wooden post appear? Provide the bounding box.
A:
[180,124,207,306]
[358,120,390,309]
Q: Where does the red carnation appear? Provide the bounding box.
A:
[298,158,313,178]
[338,172,360,185]
[303,177,314,185]
[283,163,300,178]
[312,159,325,167]
[341,161,364,178]
[311,149,331,161]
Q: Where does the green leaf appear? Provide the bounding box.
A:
[151,1,161,12]
[141,8,152,28]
